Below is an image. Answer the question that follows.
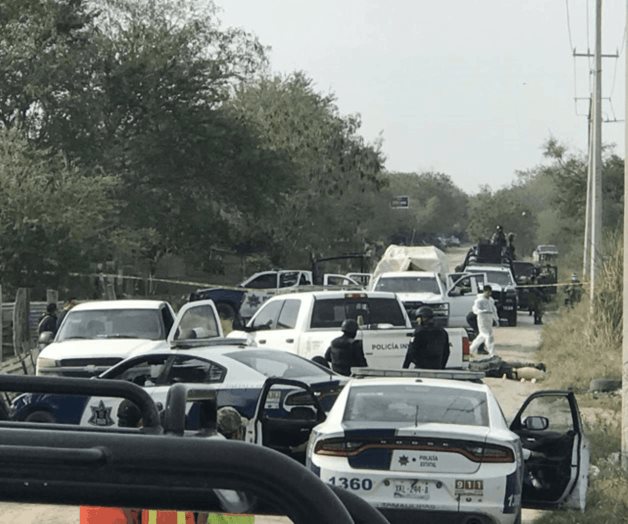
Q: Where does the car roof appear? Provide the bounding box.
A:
[347,377,491,393]
[466,265,511,273]
[266,290,398,300]
[376,272,437,278]
[72,300,167,311]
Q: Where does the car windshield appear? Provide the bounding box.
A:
[343,385,489,427]
[57,309,164,341]
[374,276,441,294]
[310,298,407,328]
[225,350,332,379]
[468,269,514,287]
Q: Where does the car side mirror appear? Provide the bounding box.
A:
[522,415,549,431]
[38,331,54,347]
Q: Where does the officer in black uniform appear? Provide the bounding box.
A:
[324,319,368,376]
[403,306,450,369]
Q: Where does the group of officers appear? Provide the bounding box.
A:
[324,302,460,375]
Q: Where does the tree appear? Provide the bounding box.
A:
[0,130,117,289]
[230,73,385,265]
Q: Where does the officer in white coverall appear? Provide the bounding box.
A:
[470,285,499,356]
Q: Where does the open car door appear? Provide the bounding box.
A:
[510,391,589,511]
[168,299,224,345]
[250,377,326,464]
[446,273,486,327]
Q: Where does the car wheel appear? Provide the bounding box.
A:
[24,410,56,423]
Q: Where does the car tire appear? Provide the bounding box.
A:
[24,410,56,423]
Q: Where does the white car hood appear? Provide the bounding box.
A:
[396,292,443,303]
[40,339,168,361]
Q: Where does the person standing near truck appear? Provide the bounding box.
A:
[403,307,450,369]
[470,285,499,357]
[324,319,368,376]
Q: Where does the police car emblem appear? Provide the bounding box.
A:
[88,400,114,426]
[246,294,261,308]
[398,455,409,466]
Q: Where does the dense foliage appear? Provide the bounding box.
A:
[0,0,622,291]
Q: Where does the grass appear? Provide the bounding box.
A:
[533,239,627,523]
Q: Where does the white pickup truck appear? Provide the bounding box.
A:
[228,291,469,369]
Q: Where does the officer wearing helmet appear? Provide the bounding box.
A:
[324,318,368,376]
[490,225,507,250]
[403,306,450,369]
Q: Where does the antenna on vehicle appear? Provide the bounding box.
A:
[414,405,419,426]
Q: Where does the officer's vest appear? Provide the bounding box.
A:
[142,510,195,524]
[80,506,139,523]
[206,514,255,524]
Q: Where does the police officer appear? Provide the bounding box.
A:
[564,272,582,307]
[324,319,368,376]
[528,274,545,325]
[490,225,507,249]
[403,307,450,369]
[38,303,58,335]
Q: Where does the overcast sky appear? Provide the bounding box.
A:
[216,0,626,193]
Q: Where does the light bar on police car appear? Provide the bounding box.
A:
[350,367,485,381]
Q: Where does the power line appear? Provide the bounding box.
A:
[565,0,576,51]
[609,21,626,100]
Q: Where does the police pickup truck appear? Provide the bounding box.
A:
[229,291,470,369]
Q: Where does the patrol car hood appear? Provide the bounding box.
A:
[396,292,443,303]
[40,339,168,361]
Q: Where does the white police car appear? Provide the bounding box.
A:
[306,370,589,524]
[13,344,346,462]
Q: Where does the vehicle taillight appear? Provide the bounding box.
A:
[462,337,470,361]
[314,438,366,456]
[481,444,515,463]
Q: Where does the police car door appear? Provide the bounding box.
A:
[168,300,224,344]
[249,377,326,464]
[446,273,486,327]
[510,391,589,511]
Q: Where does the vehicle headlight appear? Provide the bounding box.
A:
[35,357,58,375]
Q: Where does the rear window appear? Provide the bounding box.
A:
[310,298,406,328]
[374,276,441,294]
[225,350,332,379]
[343,385,489,427]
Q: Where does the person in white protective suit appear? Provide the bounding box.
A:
[470,285,499,356]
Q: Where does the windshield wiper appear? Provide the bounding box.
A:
[103,335,142,339]
[63,336,88,340]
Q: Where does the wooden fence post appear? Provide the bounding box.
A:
[13,288,30,358]
[0,285,3,363]
[46,289,59,306]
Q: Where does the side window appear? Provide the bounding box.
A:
[161,306,175,338]
[168,356,226,384]
[279,272,299,288]
[449,275,474,296]
[276,299,301,329]
[174,305,220,340]
[246,273,278,289]
[250,300,283,329]
[299,272,312,285]
[516,395,574,433]
[114,356,170,387]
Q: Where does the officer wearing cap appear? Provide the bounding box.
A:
[324,319,368,376]
[403,306,450,369]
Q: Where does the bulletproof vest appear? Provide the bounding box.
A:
[328,335,359,376]
[413,326,448,361]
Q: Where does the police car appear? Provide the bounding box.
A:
[306,369,589,524]
[12,344,347,462]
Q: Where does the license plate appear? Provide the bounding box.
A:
[391,480,430,499]
[455,479,484,495]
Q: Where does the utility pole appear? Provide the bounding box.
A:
[583,98,593,279]
[589,0,603,299]
[621,0,628,473]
